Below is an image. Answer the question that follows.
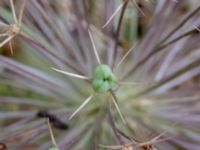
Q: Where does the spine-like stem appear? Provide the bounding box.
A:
[10,0,18,24]
[110,90,126,125]
[69,94,94,120]
[18,0,26,26]
[47,119,58,148]
[51,67,90,80]
[0,35,15,48]
[131,0,145,16]
[123,26,199,80]
[114,44,136,71]
[112,0,129,68]
[0,33,9,37]
[88,29,101,65]
[107,108,124,145]
[102,1,125,28]
[9,41,13,55]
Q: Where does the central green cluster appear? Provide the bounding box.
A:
[92,64,117,93]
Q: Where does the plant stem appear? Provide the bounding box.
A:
[112,0,129,68]
[107,107,124,145]
[123,27,199,79]
[132,59,200,98]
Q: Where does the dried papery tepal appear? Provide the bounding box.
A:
[0,0,200,150]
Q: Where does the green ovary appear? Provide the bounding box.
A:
[92,64,117,93]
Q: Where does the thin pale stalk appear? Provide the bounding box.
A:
[47,119,58,148]
[18,0,26,26]
[194,25,200,32]
[107,107,124,145]
[114,44,136,71]
[10,0,18,24]
[112,0,129,68]
[110,91,126,124]
[0,33,9,37]
[119,81,154,86]
[99,131,172,149]
[68,94,94,120]
[9,40,13,55]
[0,35,15,47]
[131,0,145,16]
[98,144,121,149]
[88,29,101,64]
[131,135,174,149]
[102,1,125,28]
[51,67,90,80]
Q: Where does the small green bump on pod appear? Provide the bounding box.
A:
[48,147,59,150]
[92,64,117,93]
[94,64,113,79]
[93,79,110,92]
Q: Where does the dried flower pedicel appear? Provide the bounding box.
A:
[0,0,26,54]
[47,119,60,150]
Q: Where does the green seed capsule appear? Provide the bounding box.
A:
[92,64,117,93]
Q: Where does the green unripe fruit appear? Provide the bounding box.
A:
[92,64,117,93]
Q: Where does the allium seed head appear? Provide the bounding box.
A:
[0,0,200,149]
